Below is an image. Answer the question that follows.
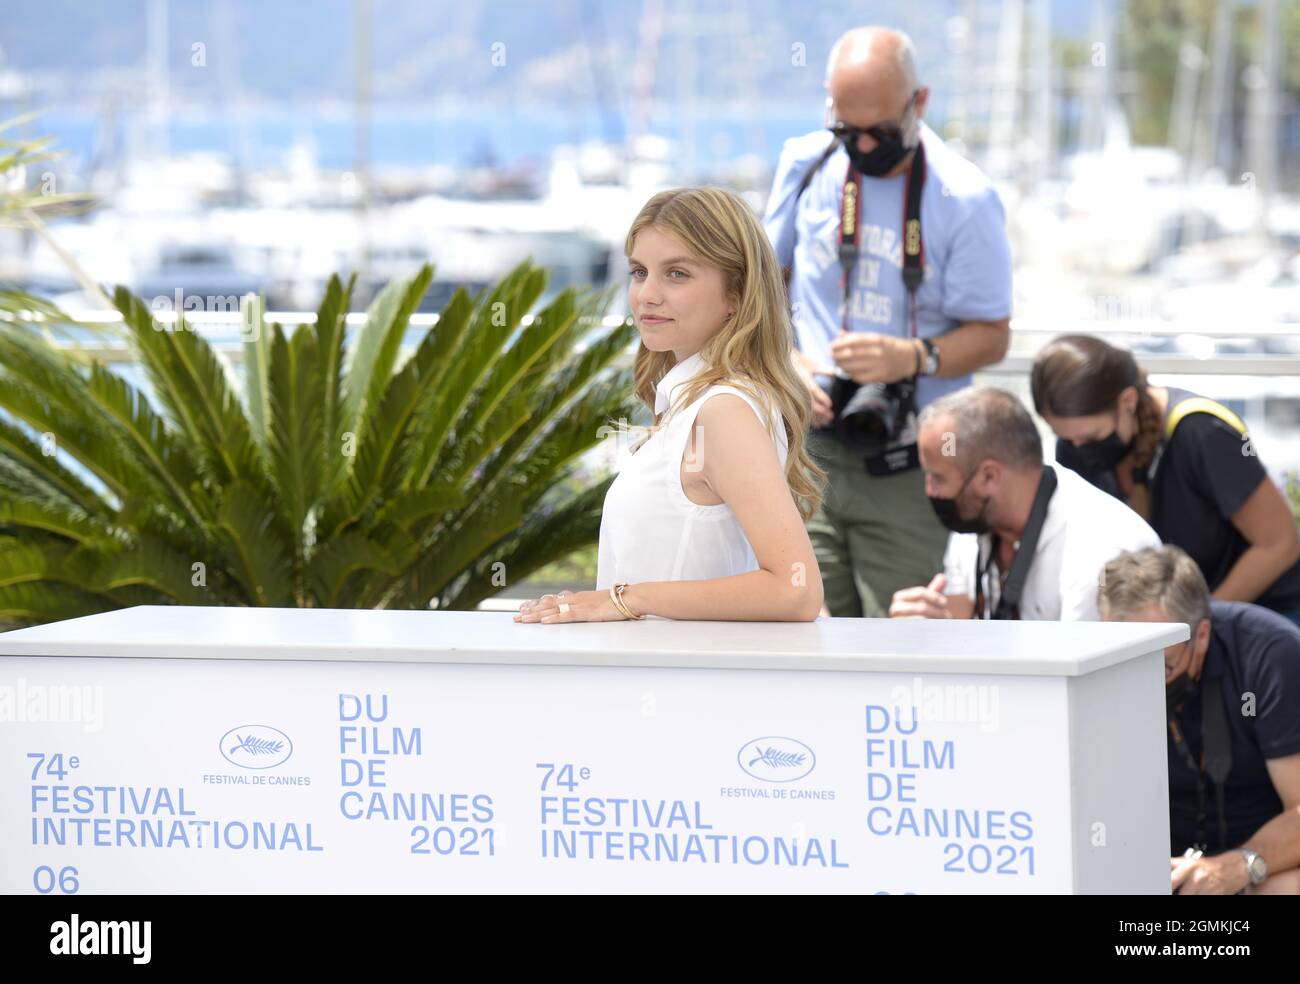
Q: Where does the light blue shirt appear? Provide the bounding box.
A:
[763,122,1013,410]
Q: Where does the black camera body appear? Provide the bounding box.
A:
[823,374,920,474]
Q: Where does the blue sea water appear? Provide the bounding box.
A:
[34,105,819,176]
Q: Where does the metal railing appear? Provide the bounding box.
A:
[17,308,1300,378]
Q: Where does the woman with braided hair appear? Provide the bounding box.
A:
[1031,334,1300,627]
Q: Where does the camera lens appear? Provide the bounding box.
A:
[838,382,895,454]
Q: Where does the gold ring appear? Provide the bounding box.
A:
[558,602,570,614]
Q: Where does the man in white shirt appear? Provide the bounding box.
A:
[889,386,1160,620]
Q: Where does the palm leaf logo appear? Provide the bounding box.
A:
[230,735,285,757]
[747,746,807,770]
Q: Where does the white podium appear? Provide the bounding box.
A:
[0,606,1187,894]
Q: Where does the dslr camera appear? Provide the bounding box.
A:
[823,373,920,475]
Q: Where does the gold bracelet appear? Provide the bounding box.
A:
[609,584,636,620]
[608,585,633,619]
[618,583,646,619]
[607,584,630,619]
[610,582,645,620]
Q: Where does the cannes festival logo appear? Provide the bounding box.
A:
[737,736,816,783]
[220,724,293,769]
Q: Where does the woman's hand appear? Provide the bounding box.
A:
[513,588,629,624]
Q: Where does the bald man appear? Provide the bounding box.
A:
[763,26,1013,618]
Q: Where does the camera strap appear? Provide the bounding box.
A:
[841,144,926,478]
[1169,676,1232,853]
[793,138,928,474]
[973,466,1057,620]
[837,141,926,338]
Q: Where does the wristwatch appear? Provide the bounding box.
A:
[1237,847,1267,886]
[919,337,940,376]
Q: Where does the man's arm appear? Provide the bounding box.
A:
[832,317,1011,385]
[1240,752,1300,890]
[933,186,1013,374]
[923,317,1010,377]
[1174,751,1300,894]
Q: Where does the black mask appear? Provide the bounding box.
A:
[839,126,912,177]
[1166,670,1199,716]
[1166,643,1200,715]
[1055,432,1132,476]
[928,470,991,534]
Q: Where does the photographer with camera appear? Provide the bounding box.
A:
[764,26,1012,617]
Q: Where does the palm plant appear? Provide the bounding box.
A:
[0,261,638,626]
[0,112,107,326]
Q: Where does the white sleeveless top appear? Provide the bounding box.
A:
[596,351,790,592]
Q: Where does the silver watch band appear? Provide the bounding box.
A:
[1237,847,1267,885]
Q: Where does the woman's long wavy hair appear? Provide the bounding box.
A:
[1030,333,1162,518]
[621,186,825,521]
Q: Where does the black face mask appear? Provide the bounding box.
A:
[828,91,918,178]
[928,470,991,535]
[1166,644,1200,715]
[839,125,912,177]
[1055,431,1133,476]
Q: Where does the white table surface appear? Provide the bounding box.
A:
[0,605,1189,677]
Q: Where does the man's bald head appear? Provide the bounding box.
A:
[825,27,925,143]
[827,27,918,94]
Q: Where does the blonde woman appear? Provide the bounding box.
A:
[515,186,827,624]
